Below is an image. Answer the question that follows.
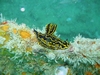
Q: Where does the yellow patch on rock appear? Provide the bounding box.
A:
[13,28,17,34]
[19,30,31,39]
[1,25,9,31]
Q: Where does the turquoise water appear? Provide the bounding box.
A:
[0,0,100,40]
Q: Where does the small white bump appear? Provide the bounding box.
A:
[20,7,25,12]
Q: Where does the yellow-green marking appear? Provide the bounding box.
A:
[33,23,70,50]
